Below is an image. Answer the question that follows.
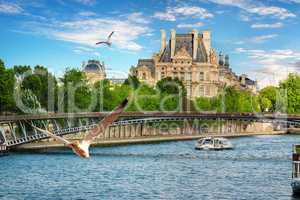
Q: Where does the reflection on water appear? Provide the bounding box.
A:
[0,135,300,200]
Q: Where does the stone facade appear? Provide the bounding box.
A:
[82,60,106,84]
[132,29,257,98]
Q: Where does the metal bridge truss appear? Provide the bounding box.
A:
[1,115,299,148]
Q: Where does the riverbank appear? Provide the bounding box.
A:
[14,131,286,150]
[288,128,300,134]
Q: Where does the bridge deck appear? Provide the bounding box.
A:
[1,112,300,123]
[14,131,286,150]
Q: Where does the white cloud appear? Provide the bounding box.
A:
[235,47,300,87]
[247,6,296,19]
[53,19,148,51]
[153,10,176,21]
[127,12,150,24]
[240,14,251,22]
[251,22,283,29]
[177,22,204,28]
[79,11,97,17]
[251,34,278,43]
[153,6,213,21]
[173,6,214,19]
[0,2,23,14]
[23,13,151,51]
[206,0,296,19]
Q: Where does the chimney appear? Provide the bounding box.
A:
[202,30,211,56]
[241,74,247,85]
[170,29,176,59]
[192,29,198,60]
[160,29,166,54]
[219,52,224,66]
[225,55,229,67]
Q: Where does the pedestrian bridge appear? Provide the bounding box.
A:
[0,112,299,149]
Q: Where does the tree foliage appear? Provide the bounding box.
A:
[0,60,15,112]
[258,86,278,112]
[194,86,259,113]
[0,57,299,114]
[279,73,300,114]
[124,75,140,90]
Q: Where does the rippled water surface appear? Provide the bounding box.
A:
[1,135,300,200]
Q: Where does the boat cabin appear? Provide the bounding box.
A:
[293,145,300,178]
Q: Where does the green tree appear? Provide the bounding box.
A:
[127,84,159,111]
[260,97,272,112]
[13,65,31,76]
[195,97,212,111]
[156,77,186,111]
[94,80,131,111]
[0,60,16,112]
[258,86,279,112]
[60,68,92,112]
[124,75,140,90]
[279,73,300,114]
[156,77,185,94]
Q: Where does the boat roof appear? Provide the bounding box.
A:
[200,137,229,141]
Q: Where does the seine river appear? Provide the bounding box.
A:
[1,135,300,200]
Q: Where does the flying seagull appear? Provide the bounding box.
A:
[31,98,128,158]
[96,31,114,46]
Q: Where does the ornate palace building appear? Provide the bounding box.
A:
[131,29,257,98]
[82,60,106,84]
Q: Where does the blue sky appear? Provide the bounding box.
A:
[0,0,300,87]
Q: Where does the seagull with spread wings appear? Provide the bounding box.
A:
[95,31,114,46]
[31,98,128,158]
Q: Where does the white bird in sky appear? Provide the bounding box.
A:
[31,98,128,158]
[95,31,114,46]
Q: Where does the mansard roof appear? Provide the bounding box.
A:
[137,59,155,75]
[241,77,256,86]
[159,33,208,63]
[137,59,154,67]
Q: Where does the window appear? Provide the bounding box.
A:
[199,85,204,96]
[206,73,210,81]
[142,73,146,79]
[162,67,165,70]
[206,86,210,96]
[186,72,192,81]
[173,72,178,78]
[180,72,185,81]
[199,72,204,81]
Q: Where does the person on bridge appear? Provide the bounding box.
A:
[31,98,128,158]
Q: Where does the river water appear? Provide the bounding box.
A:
[1,135,300,200]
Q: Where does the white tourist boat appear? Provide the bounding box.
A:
[195,137,234,150]
[292,145,300,196]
